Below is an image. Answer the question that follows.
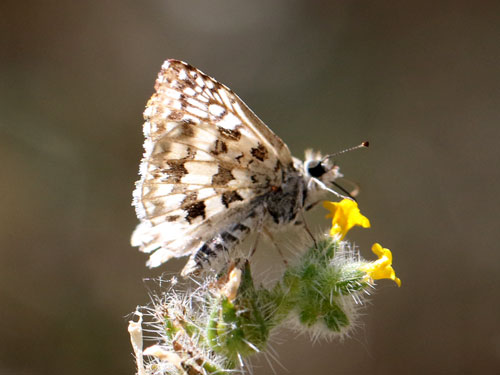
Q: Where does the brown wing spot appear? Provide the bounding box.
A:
[184,146,196,160]
[181,192,198,208]
[221,191,244,208]
[251,143,268,162]
[211,139,228,155]
[165,160,187,183]
[180,78,196,90]
[212,166,235,185]
[170,123,194,139]
[168,111,183,121]
[181,122,194,138]
[185,201,206,223]
[181,192,206,223]
[165,215,180,222]
[217,126,241,141]
[182,117,197,125]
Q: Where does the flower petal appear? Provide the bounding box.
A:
[322,199,371,239]
[361,243,401,287]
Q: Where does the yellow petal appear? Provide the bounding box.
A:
[322,199,370,239]
[361,243,401,287]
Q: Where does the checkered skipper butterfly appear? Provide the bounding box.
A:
[132,59,366,276]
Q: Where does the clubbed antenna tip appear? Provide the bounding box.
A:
[321,141,370,163]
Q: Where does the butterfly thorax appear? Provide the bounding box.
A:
[263,163,306,228]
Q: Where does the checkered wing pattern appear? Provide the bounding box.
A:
[132,60,294,271]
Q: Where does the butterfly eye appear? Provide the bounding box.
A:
[307,161,327,178]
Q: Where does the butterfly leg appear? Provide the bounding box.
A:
[299,209,317,248]
[263,227,288,266]
[249,230,261,258]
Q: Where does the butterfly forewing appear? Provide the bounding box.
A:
[132,60,297,272]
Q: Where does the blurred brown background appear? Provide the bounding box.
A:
[1,0,499,374]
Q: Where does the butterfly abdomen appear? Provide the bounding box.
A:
[182,209,262,276]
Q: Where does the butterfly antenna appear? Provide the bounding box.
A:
[321,141,369,163]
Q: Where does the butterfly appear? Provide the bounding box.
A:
[131,59,366,276]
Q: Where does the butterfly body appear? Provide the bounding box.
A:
[132,60,342,275]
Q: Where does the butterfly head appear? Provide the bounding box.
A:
[303,149,342,182]
[301,141,369,204]
[299,149,343,204]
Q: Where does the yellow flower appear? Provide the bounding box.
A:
[361,243,401,287]
[323,199,371,239]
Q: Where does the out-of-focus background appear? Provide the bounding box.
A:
[1,0,499,374]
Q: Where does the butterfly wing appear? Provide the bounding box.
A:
[132,59,295,271]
